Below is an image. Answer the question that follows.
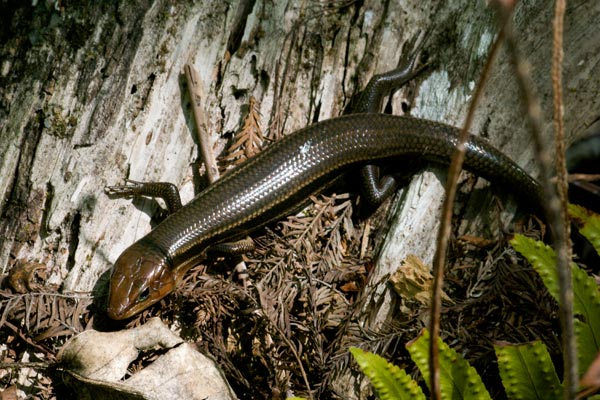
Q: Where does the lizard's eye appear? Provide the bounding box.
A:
[138,288,150,302]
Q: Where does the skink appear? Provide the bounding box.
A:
[106,52,541,319]
[106,112,541,319]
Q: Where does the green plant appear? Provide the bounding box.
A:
[344,204,600,399]
[511,204,600,375]
[406,330,491,399]
[350,347,426,399]
[495,340,562,399]
[350,329,492,400]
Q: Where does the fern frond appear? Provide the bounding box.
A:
[350,347,425,400]
[495,341,562,399]
[569,204,600,256]
[407,329,491,399]
[511,234,600,373]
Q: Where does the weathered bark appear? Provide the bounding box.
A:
[1,0,599,397]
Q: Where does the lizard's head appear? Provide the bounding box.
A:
[107,241,175,320]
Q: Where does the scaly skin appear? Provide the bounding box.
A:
[106,113,540,319]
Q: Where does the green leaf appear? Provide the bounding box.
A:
[495,341,562,399]
[569,204,600,256]
[407,329,491,399]
[350,347,425,400]
[511,234,600,373]
[510,235,560,298]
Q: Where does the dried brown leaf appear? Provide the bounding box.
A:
[0,385,18,400]
[221,96,264,165]
[6,260,46,294]
[579,353,600,398]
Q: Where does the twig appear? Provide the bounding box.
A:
[567,173,600,182]
[497,0,576,398]
[184,64,220,184]
[273,316,313,399]
[0,362,51,370]
[0,291,92,300]
[428,22,507,399]
[3,321,56,360]
[552,0,577,398]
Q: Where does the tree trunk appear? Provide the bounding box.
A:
[1,0,599,398]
